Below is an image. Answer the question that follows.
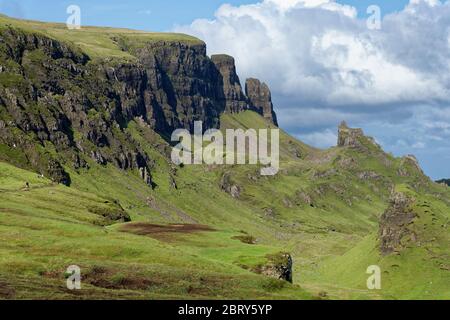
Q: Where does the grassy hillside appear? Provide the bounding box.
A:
[310,184,450,299]
[0,161,313,299]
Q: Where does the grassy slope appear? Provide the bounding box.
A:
[312,184,450,299]
[0,161,312,299]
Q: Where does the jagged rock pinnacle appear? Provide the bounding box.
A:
[337,121,365,147]
[245,78,278,126]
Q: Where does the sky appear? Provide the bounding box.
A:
[1,0,449,179]
[0,0,410,30]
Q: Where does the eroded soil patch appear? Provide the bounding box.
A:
[83,266,158,290]
[42,266,160,291]
[120,223,215,241]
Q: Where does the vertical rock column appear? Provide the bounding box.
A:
[211,54,248,114]
[245,78,278,126]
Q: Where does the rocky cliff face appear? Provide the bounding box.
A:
[0,27,154,185]
[246,78,278,126]
[0,26,278,185]
[211,54,247,114]
[134,42,227,132]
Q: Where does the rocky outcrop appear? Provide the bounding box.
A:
[337,121,380,151]
[398,155,424,177]
[88,203,131,225]
[358,171,381,180]
[211,54,248,114]
[379,191,417,255]
[219,172,241,198]
[296,190,314,207]
[261,252,293,283]
[338,121,365,148]
[245,78,278,126]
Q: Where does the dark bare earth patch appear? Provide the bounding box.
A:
[120,223,215,241]
[42,265,160,291]
[0,280,15,299]
[232,235,257,244]
[83,266,159,290]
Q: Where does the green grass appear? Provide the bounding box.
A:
[0,14,203,60]
[303,185,450,300]
[0,162,312,299]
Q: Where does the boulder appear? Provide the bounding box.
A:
[219,172,241,198]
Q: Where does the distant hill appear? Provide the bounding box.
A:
[436,179,450,186]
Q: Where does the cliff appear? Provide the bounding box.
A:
[211,54,247,114]
[0,19,278,185]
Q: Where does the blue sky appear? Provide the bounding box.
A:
[0,0,410,31]
[1,0,449,179]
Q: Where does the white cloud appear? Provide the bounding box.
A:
[408,0,440,8]
[175,0,450,110]
[412,141,426,149]
[264,0,357,17]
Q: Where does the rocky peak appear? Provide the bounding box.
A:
[338,121,363,147]
[211,54,248,114]
[245,78,278,126]
[337,121,379,150]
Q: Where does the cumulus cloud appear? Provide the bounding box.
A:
[174,0,450,179]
